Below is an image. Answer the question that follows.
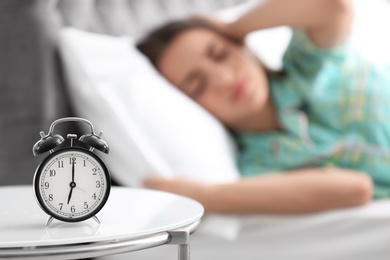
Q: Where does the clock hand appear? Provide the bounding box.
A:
[67,186,74,205]
[67,159,76,204]
[71,158,75,183]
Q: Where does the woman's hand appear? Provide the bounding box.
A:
[192,15,244,44]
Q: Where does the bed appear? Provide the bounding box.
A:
[1,0,390,259]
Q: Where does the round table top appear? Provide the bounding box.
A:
[0,186,204,248]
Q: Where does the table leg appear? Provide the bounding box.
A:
[178,244,190,260]
[168,229,190,260]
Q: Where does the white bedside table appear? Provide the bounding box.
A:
[0,186,204,260]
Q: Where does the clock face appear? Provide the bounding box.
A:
[33,147,111,222]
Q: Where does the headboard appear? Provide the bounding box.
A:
[0,0,247,185]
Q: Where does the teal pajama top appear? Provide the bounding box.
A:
[236,30,390,199]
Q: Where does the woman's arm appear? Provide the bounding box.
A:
[228,0,354,48]
[144,168,372,214]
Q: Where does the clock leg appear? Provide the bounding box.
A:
[45,216,54,226]
[92,215,101,224]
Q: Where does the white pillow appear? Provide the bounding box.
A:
[58,28,240,187]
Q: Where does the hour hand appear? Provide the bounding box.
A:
[67,187,73,204]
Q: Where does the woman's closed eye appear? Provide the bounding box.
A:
[207,41,230,62]
[180,71,207,99]
[212,47,229,62]
[189,75,207,99]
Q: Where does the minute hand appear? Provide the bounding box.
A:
[71,158,75,182]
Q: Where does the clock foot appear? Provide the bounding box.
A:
[45,216,54,226]
[92,215,101,224]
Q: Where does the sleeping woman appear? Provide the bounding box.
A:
[136,0,390,214]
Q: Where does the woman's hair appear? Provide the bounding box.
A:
[136,17,239,68]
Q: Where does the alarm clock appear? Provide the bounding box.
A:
[32,117,111,225]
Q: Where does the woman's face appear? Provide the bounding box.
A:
[157,28,269,129]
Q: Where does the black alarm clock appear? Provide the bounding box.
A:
[32,117,111,225]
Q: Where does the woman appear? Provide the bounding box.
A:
[137,0,390,214]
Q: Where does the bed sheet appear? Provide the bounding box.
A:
[99,199,390,260]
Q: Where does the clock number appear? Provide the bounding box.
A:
[58,161,64,168]
[49,170,56,177]
[92,168,97,175]
[44,182,49,189]
[59,203,63,210]
[83,160,87,167]
[96,181,101,188]
[92,193,97,200]
[69,157,76,164]
[48,194,54,201]
[71,205,76,213]
[84,202,89,209]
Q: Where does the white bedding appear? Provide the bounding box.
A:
[100,199,390,260]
